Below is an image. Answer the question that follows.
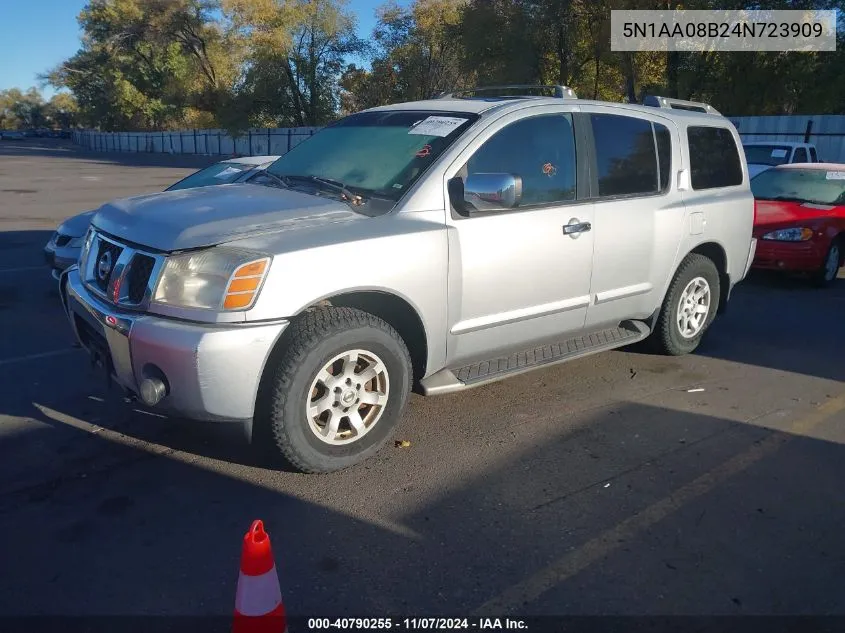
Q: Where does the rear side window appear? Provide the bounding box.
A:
[793,147,808,163]
[655,123,672,192]
[590,114,660,197]
[687,126,743,190]
[809,147,818,162]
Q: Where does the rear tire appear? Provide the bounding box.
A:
[812,238,841,288]
[256,307,412,473]
[648,254,721,356]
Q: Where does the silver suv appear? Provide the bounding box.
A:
[60,87,757,473]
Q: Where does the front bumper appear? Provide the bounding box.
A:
[751,238,824,272]
[61,267,289,422]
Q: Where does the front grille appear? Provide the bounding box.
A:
[55,234,71,247]
[82,230,163,308]
[126,254,155,303]
[93,240,123,292]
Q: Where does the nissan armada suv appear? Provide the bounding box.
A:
[60,87,757,473]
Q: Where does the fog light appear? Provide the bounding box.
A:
[139,376,167,406]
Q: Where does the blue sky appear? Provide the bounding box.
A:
[0,0,402,99]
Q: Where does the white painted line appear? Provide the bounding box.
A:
[0,348,82,367]
[0,266,49,274]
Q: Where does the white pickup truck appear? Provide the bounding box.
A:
[742,141,820,179]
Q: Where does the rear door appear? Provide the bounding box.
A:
[579,107,683,330]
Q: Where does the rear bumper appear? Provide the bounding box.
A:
[61,267,289,422]
[751,239,824,272]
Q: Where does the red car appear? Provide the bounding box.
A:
[751,163,845,286]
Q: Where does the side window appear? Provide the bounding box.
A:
[809,146,818,162]
[793,147,808,163]
[465,114,576,206]
[590,113,659,197]
[655,122,672,192]
[687,126,743,190]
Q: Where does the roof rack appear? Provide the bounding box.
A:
[437,85,578,100]
[642,95,721,115]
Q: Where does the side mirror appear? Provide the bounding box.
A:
[449,173,523,216]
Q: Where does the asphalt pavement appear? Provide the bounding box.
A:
[1,139,845,623]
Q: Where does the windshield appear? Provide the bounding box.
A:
[264,110,479,202]
[743,144,793,167]
[751,168,845,206]
[165,162,256,191]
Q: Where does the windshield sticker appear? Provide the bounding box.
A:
[825,171,845,180]
[770,149,788,158]
[416,144,432,158]
[214,166,243,179]
[408,116,468,137]
[542,162,557,177]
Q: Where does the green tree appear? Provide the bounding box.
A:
[224,0,364,128]
[339,0,471,112]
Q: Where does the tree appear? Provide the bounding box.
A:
[339,0,471,112]
[224,0,364,128]
[45,0,233,130]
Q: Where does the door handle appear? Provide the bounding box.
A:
[563,221,592,236]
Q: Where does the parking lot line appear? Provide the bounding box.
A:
[472,391,845,615]
[0,348,82,367]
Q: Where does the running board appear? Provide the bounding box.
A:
[419,321,650,396]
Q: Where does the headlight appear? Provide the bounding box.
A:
[68,236,85,248]
[762,227,813,242]
[78,229,95,268]
[153,247,271,311]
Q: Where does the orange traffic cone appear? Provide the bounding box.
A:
[233,520,287,633]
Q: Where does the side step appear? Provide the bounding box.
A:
[419,321,650,395]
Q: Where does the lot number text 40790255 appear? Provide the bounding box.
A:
[307,618,528,630]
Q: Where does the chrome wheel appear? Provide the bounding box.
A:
[824,243,840,281]
[306,349,390,446]
[676,276,711,339]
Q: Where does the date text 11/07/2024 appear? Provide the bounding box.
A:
[307,618,529,630]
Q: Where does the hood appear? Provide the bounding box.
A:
[58,210,96,237]
[754,199,835,229]
[91,183,364,252]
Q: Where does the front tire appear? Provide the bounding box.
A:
[256,307,412,473]
[649,253,721,356]
[813,238,841,288]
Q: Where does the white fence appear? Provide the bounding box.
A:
[72,115,845,163]
[728,115,845,163]
[71,127,321,157]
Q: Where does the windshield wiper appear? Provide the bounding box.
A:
[280,174,365,205]
[252,170,289,189]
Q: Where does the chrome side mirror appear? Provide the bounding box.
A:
[450,173,523,215]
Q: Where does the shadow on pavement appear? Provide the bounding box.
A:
[1,390,845,617]
[697,271,845,382]
[626,271,845,383]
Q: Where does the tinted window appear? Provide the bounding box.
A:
[809,147,818,162]
[267,110,477,201]
[465,114,576,206]
[793,147,808,163]
[742,144,791,166]
[591,114,659,197]
[655,123,672,192]
[688,127,743,190]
